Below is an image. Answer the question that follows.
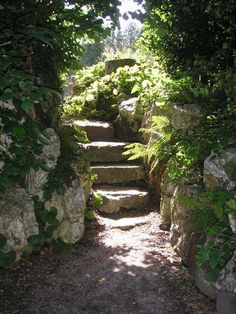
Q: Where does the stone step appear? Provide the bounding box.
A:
[91,163,145,184]
[95,186,149,214]
[82,141,129,163]
[74,120,114,141]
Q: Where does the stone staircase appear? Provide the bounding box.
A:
[75,120,149,213]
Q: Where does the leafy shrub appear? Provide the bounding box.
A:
[181,192,236,281]
[63,60,165,122]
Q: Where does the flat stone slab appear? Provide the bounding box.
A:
[82,142,129,163]
[91,163,145,184]
[95,186,149,213]
[74,120,114,141]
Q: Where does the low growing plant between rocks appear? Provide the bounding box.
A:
[180,191,236,281]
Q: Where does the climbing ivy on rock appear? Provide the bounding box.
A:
[0,0,121,265]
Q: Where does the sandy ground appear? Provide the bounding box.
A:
[0,209,216,314]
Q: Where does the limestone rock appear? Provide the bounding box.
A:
[119,98,138,121]
[171,103,202,130]
[229,213,236,234]
[160,171,176,230]
[95,186,149,214]
[72,158,92,202]
[195,267,217,299]
[105,58,135,74]
[25,128,60,196]
[0,188,38,258]
[114,98,141,141]
[170,184,199,266]
[140,102,168,144]
[216,251,236,293]
[216,251,236,314]
[160,196,172,230]
[45,178,85,244]
[204,148,236,191]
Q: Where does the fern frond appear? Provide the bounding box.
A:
[151,115,170,130]
[123,143,147,160]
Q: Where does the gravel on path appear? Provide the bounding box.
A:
[0,209,216,314]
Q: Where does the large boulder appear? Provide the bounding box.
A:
[216,251,236,314]
[105,58,135,74]
[72,158,92,203]
[25,128,60,198]
[171,103,203,130]
[194,267,217,299]
[159,171,176,230]
[141,102,165,144]
[45,178,85,244]
[0,188,38,258]
[114,98,141,141]
[204,148,236,191]
[170,184,200,266]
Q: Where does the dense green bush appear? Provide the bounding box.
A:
[143,0,235,77]
[63,60,160,121]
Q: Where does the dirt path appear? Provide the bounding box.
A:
[0,209,216,314]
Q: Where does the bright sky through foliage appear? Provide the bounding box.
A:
[119,0,143,30]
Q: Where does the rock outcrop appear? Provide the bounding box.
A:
[216,252,236,314]
[0,126,91,258]
[114,98,141,141]
[0,188,38,258]
[169,184,200,266]
[105,58,136,75]
[204,148,236,191]
[45,178,85,243]
[25,128,61,198]
[159,172,176,230]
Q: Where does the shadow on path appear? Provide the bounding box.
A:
[0,210,216,314]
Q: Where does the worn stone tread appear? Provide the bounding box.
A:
[82,141,130,162]
[95,186,149,213]
[74,120,114,141]
[91,163,145,184]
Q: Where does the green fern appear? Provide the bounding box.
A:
[123,143,147,160]
[124,115,173,165]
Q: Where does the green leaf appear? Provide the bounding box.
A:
[213,205,224,220]
[0,234,7,250]
[27,234,45,251]
[0,88,13,101]
[51,238,70,252]
[0,251,16,268]
[225,199,236,213]
[21,99,33,113]
[85,208,95,220]
[93,192,103,209]
[12,126,26,138]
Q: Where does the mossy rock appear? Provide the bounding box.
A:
[105,58,136,74]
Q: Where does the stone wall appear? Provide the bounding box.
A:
[0,127,91,260]
[122,97,236,309]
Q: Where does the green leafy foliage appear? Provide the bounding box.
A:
[181,191,236,281]
[84,208,95,220]
[63,60,163,122]
[0,234,16,268]
[92,192,103,209]
[0,251,16,268]
[0,234,7,250]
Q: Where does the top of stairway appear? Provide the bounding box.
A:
[74,120,114,142]
[74,120,112,128]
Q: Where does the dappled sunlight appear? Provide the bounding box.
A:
[0,210,215,313]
